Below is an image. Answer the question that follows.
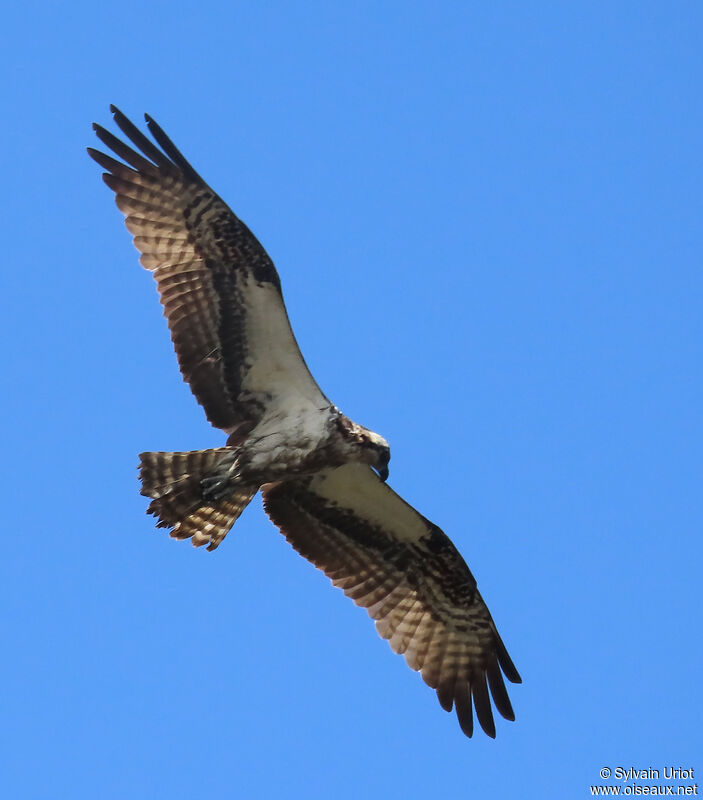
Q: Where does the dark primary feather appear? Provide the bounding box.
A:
[262,464,521,738]
[88,106,319,433]
[144,112,203,181]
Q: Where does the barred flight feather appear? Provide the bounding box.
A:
[262,464,521,738]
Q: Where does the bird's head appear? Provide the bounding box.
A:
[334,413,391,481]
[358,429,391,482]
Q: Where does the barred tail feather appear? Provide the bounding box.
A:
[139,448,257,551]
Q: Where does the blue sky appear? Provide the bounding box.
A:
[2,2,701,798]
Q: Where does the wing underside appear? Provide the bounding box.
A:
[88,106,327,432]
[262,464,521,738]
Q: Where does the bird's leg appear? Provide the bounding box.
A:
[200,474,233,502]
[199,448,242,502]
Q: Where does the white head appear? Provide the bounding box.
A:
[335,415,390,481]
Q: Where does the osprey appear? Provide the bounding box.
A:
[88,106,521,738]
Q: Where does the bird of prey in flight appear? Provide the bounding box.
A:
[88,106,521,738]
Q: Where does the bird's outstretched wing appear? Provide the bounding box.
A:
[88,106,326,434]
[262,464,521,738]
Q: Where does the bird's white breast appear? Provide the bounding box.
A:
[247,401,333,475]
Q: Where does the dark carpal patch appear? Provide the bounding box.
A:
[268,480,478,617]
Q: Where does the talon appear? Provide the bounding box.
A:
[201,475,229,502]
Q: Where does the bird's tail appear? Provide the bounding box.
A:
[139,448,257,551]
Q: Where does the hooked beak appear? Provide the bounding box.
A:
[377,465,389,482]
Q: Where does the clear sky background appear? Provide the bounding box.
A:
[1,2,701,798]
